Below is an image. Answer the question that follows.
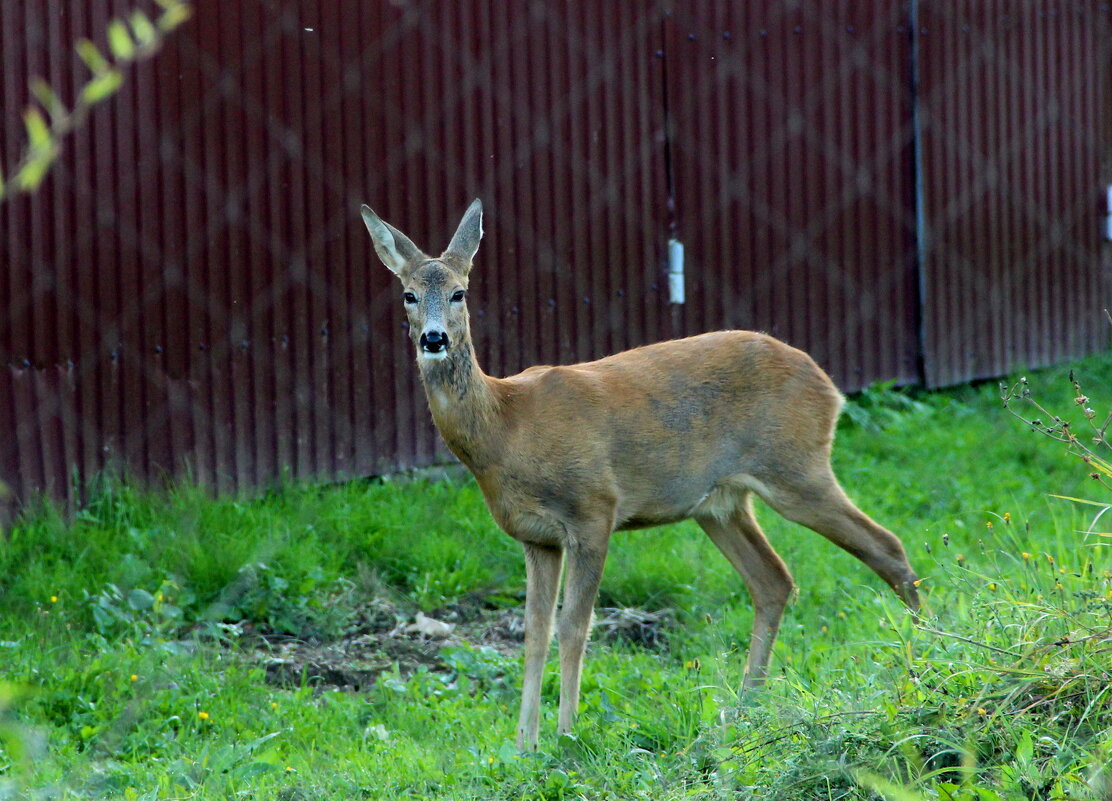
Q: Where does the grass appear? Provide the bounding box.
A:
[1,352,1111,800]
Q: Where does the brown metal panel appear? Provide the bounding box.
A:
[918,1,1111,387]
[665,1,921,392]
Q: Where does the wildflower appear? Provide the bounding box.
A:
[977,707,988,716]
[130,674,138,682]
[988,583,997,591]
[1022,552,1030,561]
[271,701,278,710]
[1003,513,1011,524]
[913,579,922,587]
[1047,555,1054,564]
[50,595,58,603]
[986,521,994,530]
[198,711,210,721]
[956,554,966,564]
[821,625,829,634]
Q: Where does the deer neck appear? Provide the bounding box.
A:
[417,339,503,470]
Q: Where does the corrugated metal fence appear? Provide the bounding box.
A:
[2,0,1109,509]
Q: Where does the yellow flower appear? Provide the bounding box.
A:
[977,707,988,715]
[987,583,997,591]
[198,711,209,721]
[130,674,138,682]
[913,579,922,587]
[50,595,58,603]
[271,701,278,710]
[986,521,994,529]
[1021,552,1030,560]
[1003,513,1011,523]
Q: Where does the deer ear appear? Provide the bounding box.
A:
[442,198,483,269]
[361,205,422,276]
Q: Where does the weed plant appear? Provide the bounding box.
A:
[1,352,1110,799]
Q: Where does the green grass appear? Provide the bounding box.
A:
[2,353,1111,800]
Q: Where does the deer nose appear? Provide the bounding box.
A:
[420,330,449,353]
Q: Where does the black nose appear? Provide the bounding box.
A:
[420,330,449,352]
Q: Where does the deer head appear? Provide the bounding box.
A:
[361,199,483,362]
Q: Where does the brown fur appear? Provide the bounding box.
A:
[361,199,919,749]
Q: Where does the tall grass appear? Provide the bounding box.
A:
[1,352,1110,799]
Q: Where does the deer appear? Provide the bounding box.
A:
[360,198,920,750]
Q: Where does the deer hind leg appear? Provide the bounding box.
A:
[757,468,920,611]
[556,535,610,737]
[696,493,795,689]
[517,543,563,750]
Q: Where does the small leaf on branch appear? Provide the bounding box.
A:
[82,70,124,104]
[156,1,193,32]
[16,151,58,191]
[107,20,136,60]
[75,39,110,74]
[30,79,67,121]
[129,11,158,47]
[23,107,51,148]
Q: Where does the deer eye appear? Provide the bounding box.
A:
[402,292,417,305]
[450,290,467,303]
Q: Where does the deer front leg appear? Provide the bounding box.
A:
[517,543,563,750]
[556,537,609,737]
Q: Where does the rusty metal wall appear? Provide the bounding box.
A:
[664,1,922,391]
[1,0,669,505]
[2,1,1109,508]
[916,1,1111,387]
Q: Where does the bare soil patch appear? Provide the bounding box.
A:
[248,593,672,692]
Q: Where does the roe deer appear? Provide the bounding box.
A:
[360,199,919,749]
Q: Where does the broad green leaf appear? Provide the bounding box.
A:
[127,588,155,611]
[107,19,135,60]
[129,10,158,47]
[81,70,124,104]
[75,38,110,74]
